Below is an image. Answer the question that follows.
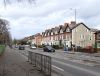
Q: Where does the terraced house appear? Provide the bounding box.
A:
[72,23,95,47]
[41,21,76,47]
[25,21,100,52]
[42,22,98,47]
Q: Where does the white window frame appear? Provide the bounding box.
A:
[80,34,84,39]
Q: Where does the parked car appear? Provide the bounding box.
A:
[15,45,18,48]
[30,45,36,49]
[43,45,55,52]
[19,45,25,50]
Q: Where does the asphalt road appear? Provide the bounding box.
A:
[52,58,100,76]
[15,47,100,76]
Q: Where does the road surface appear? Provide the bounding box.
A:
[15,47,100,76]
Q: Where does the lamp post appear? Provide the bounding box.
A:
[70,8,77,23]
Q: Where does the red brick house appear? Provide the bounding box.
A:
[34,33,42,46]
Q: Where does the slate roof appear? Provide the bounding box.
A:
[51,28,55,34]
[71,23,90,30]
[58,25,63,33]
[62,23,69,32]
[42,22,100,37]
[94,30,100,34]
[42,32,45,36]
[90,28,99,32]
[54,26,59,33]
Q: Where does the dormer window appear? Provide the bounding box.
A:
[48,33,49,36]
[51,32,53,35]
[66,28,70,32]
[55,31,58,34]
[60,29,63,33]
[45,33,46,36]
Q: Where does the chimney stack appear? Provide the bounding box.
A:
[64,23,68,26]
[71,21,76,25]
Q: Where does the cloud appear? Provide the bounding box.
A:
[0,0,100,39]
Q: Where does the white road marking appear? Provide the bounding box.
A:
[53,59,100,76]
[52,65,64,71]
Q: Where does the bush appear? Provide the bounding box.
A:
[74,46,82,52]
[52,45,60,49]
[38,45,44,48]
[51,45,64,49]
[75,46,95,53]
[59,45,64,49]
[85,46,94,53]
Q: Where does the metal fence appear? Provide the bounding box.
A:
[28,51,51,76]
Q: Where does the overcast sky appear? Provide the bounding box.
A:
[0,0,100,39]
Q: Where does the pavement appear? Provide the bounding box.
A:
[0,46,44,76]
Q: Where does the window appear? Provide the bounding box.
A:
[67,35,69,40]
[86,29,89,32]
[80,34,84,39]
[75,28,77,32]
[89,36,91,40]
[62,34,63,39]
[51,36,53,40]
[60,35,62,39]
[97,42,100,48]
[98,34,100,37]
[57,36,58,40]
[55,36,57,40]
[73,28,77,32]
[48,33,49,36]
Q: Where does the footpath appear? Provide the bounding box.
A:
[0,46,44,76]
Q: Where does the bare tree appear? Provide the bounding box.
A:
[0,18,11,45]
[3,0,36,6]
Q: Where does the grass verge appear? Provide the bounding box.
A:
[0,45,5,56]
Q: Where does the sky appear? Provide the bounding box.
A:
[0,0,100,39]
